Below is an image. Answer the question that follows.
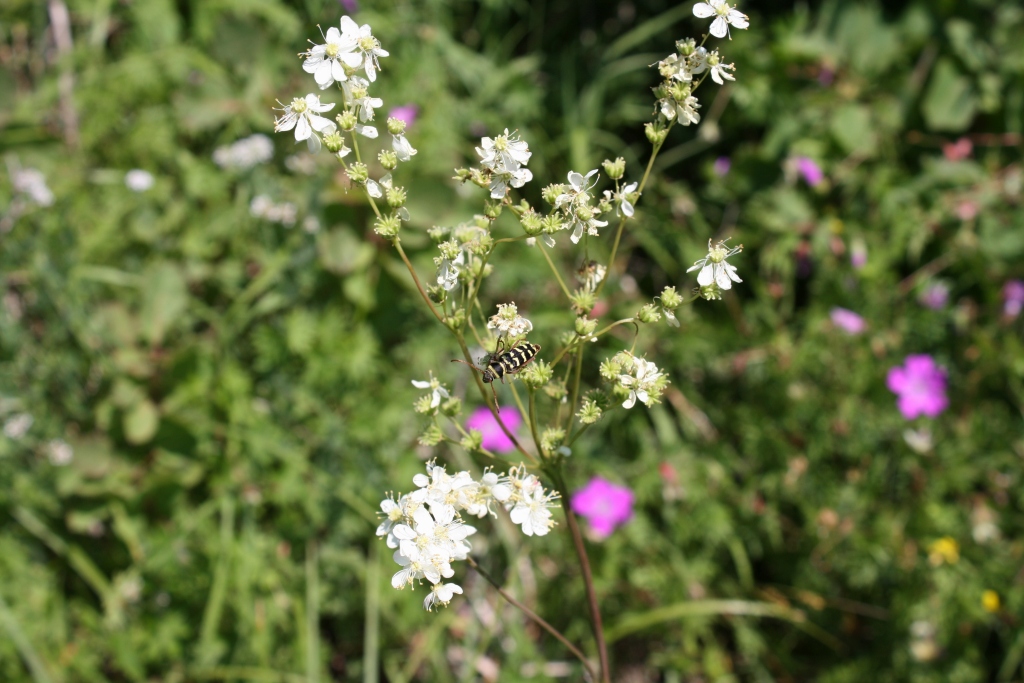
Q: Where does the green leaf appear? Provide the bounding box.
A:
[140,262,188,345]
[921,58,977,132]
[124,400,160,445]
[830,104,876,156]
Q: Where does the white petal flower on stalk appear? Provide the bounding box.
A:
[411,373,450,410]
[302,24,357,89]
[661,94,701,126]
[476,129,532,173]
[337,16,390,82]
[619,356,665,409]
[604,181,639,217]
[343,76,383,122]
[376,494,409,547]
[435,249,464,291]
[509,486,558,537]
[486,302,533,340]
[488,167,533,199]
[705,50,736,85]
[354,122,378,138]
[273,94,337,153]
[555,169,600,212]
[687,239,743,290]
[423,582,463,611]
[693,0,750,39]
[392,133,417,162]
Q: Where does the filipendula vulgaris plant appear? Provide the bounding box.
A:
[273,6,750,681]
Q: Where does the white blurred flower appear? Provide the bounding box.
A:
[343,76,383,121]
[124,169,154,192]
[3,413,33,440]
[213,134,274,170]
[687,239,743,290]
[693,0,750,39]
[12,168,54,206]
[302,23,357,89]
[423,582,463,611]
[273,94,337,153]
[661,94,701,125]
[47,439,73,465]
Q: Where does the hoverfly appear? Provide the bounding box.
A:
[452,338,541,409]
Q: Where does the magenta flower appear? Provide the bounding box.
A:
[919,282,949,310]
[570,477,634,539]
[339,0,358,12]
[886,355,949,420]
[388,104,419,129]
[795,156,824,187]
[466,406,521,452]
[830,307,866,335]
[713,156,731,176]
[1003,280,1024,318]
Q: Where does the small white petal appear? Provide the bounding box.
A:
[693,2,716,18]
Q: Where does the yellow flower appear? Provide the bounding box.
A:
[927,537,960,566]
[982,590,1000,613]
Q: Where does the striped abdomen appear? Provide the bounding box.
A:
[483,342,540,383]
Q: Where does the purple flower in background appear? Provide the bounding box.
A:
[339,0,358,12]
[830,307,866,335]
[795,156,824,187]
[1004,280,1024,318]
[571,477,634,539]
[388,104,419,129]
[919,282,950,310]
[851,240,868,270]
[466,406,521,453]
[886,355,948,420]
[713,156,731,176]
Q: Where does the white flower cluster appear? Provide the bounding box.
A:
[213,134,274,170]
[688,239,743,290]
[11,168,54,207]
[250,195,297,226]
[3,412,33,440]
[412,373,450,415]
[476,129,534,199]
[377,461,559,610]
[601,352,669,409]
[693,0,750,39]
[124,169,154,192]
[430,219,492,292]
[301,16,389,88]
[274,93,337,153]
[555,170,609,244]
[487,302,533,340]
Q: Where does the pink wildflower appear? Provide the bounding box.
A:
[830,307,866,335]
[570,477,634,539]
[465,406,521,453]
[795,156,824,187]
[919,283,949,310]
[713,156,731,176]
[1003,280,1024,318]
[388,104,419,128]
[886,355,949,420]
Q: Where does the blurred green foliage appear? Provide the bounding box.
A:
[1,0,1023,681]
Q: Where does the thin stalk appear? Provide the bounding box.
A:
[527,390,545,459]
[537,242,573,300]
[466,557,596,682]
[565,422,592,448]
[306,539,320,683]
[362,542,380,683]
[449,421,500,462]
[508,382,531,436]
[393,241,445,325]
[564,347,585,435]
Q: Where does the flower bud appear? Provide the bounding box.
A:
[446,307,466,330]
[419,424,443,446]
[460,429,483,453]
[520,359,553,391]
[374,213,401,239]
[544,378,568,401]
[660,286,683,309]
[483,200,503,220]
[576,397,602,425]
[336,110,357,131]
[645,122,669,145]
[323,131,346,154]
[542,183,565,205]
[414,395,435,414]
[670,82,692,102]
[637,303,661,323]
[386,117,407,135]
[386,185,407,208]
[676,38,696,56]
[576,204,595,221]
[441,396,463,418]
[520,209,544,236]
[346,162,369,184]
[706,51,720,67]
[541,215,563,234]
[378,149,399,170]
[602,157,626,180]
[699,282,723,301]
[575,316,597,337]
[570,288,596,315]
[541,428,565,456]
[427,226,448,242]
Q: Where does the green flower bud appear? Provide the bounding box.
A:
[670,82,692,102]
[540,427,565,455]
[460,429,483,453]
[542,215,563,234]
[453,168,473,182]
[472,215,490,230]
[570,288,596,315]
[414,395,435,414]
[427,226,448,242]
[699,283,723,301]
[484,200,503,220]
[576,397,603,425]
[346,162,369,184]
[374,213,401,239]
[386,185,407,208]
[386,117,407,135]
[438,239,461,260]
[676,38,696,56]
[520,359,553,391]
[544,378,567,401]
[441,396,463,418]
[336,110,357,131]
[602,157,626,180]
[558,330,576,347]
[446,307,466,330]
[427,284,446,303]
[542,183,566,205]
[637,303,661,323]
[599,355,625,381]
[645,122,669,145]
[706,51,720,67]
[575,316,597,337]
[378,149,399,170]
[660,286,683,309]
[323,131,346,154]
[576,204,595,221]
[520,209,544,236]
[419,424,443,446]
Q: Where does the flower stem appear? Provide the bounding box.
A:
[393,241,445,325]
[527,390,545,459]
[538,241,573,301]
[564,346,585,435]
[466,557,597,681]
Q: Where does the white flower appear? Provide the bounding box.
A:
[488,167,533,199]
[576,261,607,292]
[12,168,54,207]
[687,239,743,290]
[476,129,532,173]
[273,94,337,153]
[392,133,417,162]
[693,0,750,39]
[337,16,389,82]
[423,582,463,611]
[704,50,736,85]
[555,170,608,243]
[213,134,274,170]
[412,373,450,410]
[302,23,358,89]
[376,494,409,547]
[124,169,154,192]
[618,356,665,409]
[3,413,33,440]
[354,122,378,139]
[661,94,701,125]
[435,247,465,291]
[343,76,382,121]
[486,302,533,340]
[555,169,599,212]
[47,439,73,465]
[509,486,557,537]
[604,181,639,217]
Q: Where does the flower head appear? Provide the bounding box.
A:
[213,134,274,170]
[603,181,639,218]
[334,16,389,82]
[555,170,608,243]
[692,0,750,39]
[617,355,667,409]
[11,168,54,207]
[918,282,950,310]
[830,307,866,335]
[124,169,154,192]
[687,239,743,290]
[476,129,533,198]
[3,413,33,440]
[273,93,337,153]
[302,22,358,89]
[927,537,959,566]
[795,156,824,187]
[412,372,450,412]
[886,354,948,419]
[1003,279,1024,318]
[570,477,634,539]
[465,406,522,453]
[486,302,533,340]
